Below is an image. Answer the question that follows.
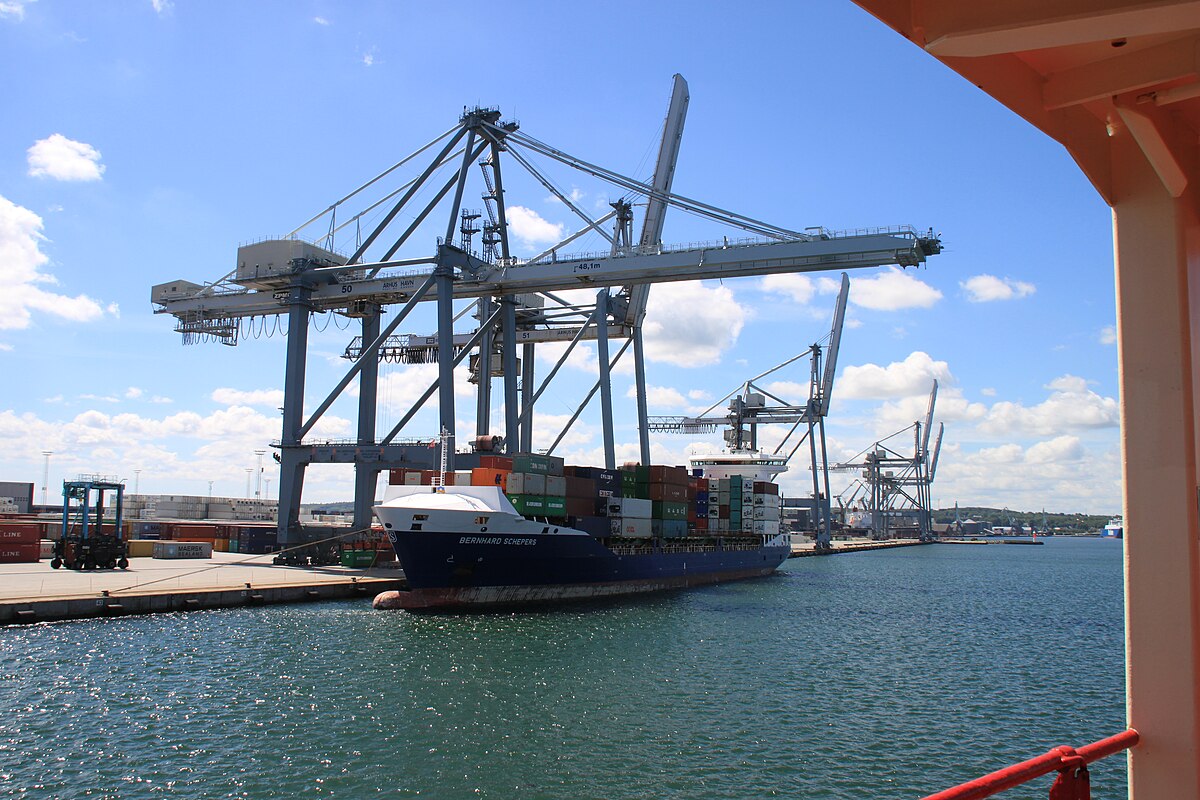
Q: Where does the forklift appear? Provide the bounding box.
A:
[51,478,129,570]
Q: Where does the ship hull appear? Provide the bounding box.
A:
[376,528,789,610]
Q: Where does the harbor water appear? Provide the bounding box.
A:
[0,538,1125,798]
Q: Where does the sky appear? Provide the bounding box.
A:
[0,1,1121,513]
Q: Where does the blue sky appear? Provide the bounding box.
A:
[0,1,1120,512]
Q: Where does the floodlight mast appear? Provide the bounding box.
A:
[150,79,942,550]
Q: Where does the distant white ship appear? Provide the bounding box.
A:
[1102,515,1124,538]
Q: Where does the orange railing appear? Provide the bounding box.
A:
[922,729,1140,800]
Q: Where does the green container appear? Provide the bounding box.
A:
[730,475,743,490]
[341,549,377,568]
[227,539,239,554]
[544,497,566,516]
[509,494,548,515]
[652,501,689,520]
[621,470,639,493]
[512,453,565,477]
[634,465,651,483]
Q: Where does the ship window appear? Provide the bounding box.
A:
[410,523,423,531]
[413,514,429,521]
[474,516,490,525]
[384,523,392,529]
[542,527,550,534]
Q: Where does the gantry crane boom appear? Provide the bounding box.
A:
[148,84,942,550]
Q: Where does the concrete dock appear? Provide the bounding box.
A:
[0,552,405,625]
[789,537,931,557]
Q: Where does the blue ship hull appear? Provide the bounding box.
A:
[377,529,790,610]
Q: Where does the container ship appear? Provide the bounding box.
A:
[372,453,790,610]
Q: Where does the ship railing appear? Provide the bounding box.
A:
[920,729,1138,800]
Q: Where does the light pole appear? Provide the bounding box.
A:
[254,449,266,499]
[41,451,52,507]
[133,469,142,496]
[245,468,253,498]
[264,477,273,498]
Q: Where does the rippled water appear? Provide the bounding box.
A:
[0,538,1125,799]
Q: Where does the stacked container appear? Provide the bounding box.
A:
[751,481,783,536]
[0,522,40,563]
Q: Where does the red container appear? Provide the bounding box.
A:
[388,468,415,485]
[752,481,779,495]
[647,465,689,486]
[0,523,40,545]
[695,518,709,531]
[0,542,40,563]
[647,483,687,502]
[479,456,513,471]
[564,476,596,497]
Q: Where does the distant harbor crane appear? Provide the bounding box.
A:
[830,381,943,541]
[647,273,850,550]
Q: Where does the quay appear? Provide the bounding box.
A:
[789,537,930,557]
[0,553,406,625]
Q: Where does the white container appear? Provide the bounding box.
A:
[753,506,781,521]
[152,541,213,559]
[607,497,651,519]
[508,472,546,496]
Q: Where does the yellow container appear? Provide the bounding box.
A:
[214,538,229,553]
[126,539,156,558]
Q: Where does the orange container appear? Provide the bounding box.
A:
[470,468,509,491]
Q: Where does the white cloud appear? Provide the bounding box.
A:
[929,437,1120,513]
[760,273,815,304]
[0,342,11,352]
[211,387,286,407]
[362,51,376,67]
[150,395,173,404]
[151,0,172,14]
[1026,435,1085,463]
[125,387,144,399]
[313,16,330,25]
[850,267,942,310]
[979,374,1118,436]
[642,281,746,367]
[536,340,600,375]
[871,387,986,434]
[507,205,566,247]
[625,384,687,409]
[0,0,32,20]
[687,389,711,401]
[980,387,997,397]
[839,352,953,399]
[1045,375,1088,394]
[1099,325,1117,345]
[27,134,105,181]
[960,274,1036,303]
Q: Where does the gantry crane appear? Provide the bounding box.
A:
[647,273,849,549]
[151,75,942,548]
[830,381,943,541]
